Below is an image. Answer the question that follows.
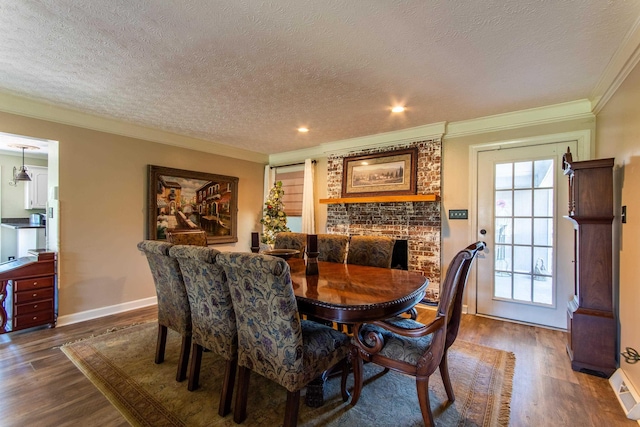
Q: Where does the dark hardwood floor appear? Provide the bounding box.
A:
[0,305,634,426]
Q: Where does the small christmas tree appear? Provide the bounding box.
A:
[260,181,290,245]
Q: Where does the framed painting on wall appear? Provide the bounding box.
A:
[147,165,238,245]
[341,147,418,197]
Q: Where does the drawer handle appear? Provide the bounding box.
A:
[33,304,38,308]
[32,293,37,297]
[32,316,37,320]
[33,282,38,286]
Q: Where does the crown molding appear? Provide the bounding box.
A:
[321,122,446,156]
[591,15,640,114]
[445,100,594,139]
[0,92,268,164]
[269,122,446,165]
[269,145,326,166]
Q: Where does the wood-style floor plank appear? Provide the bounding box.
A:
[0,305,635,426]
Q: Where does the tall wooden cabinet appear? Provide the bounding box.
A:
[563,150,616,377]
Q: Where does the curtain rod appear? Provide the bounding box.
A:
[270,160,316,169]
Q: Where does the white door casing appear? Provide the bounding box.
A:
[467,131,591,329]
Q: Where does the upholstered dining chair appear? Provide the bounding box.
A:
[274,232,307,258]
[137,240,192,382]
[169,245,237,417]
[350,241,485,427]
[346,235,395,268]
[217,252,351,427]
[317,234,349,263]
[166,229,208,246]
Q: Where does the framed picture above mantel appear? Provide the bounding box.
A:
[147,165,238,245]
[341,147,418,198]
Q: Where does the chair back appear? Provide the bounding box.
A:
[169,245,237,361]
[137,240,191,334]
[317,234,349,263]
[347,235,395,268]
[166,229,208,246]
[274,232,307,258]
[217,252,305,389]
[443,241,485,349]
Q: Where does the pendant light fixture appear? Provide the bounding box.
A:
[9,145,33,186]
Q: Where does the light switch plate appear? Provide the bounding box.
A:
[449,209,468,220]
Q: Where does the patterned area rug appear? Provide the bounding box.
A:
[62,323,514,427]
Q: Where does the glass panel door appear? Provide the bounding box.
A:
[476,141,576,328]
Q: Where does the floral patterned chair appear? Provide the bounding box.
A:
[169,245,237,416]
[317,234,349,263]
[350,241,486,427]
[166,229,208,246]
[346,235,395,268]
[136,240,191,382]
[217,252,351,427]
[274,232,307,258]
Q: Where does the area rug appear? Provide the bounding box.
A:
[61,323,514,426]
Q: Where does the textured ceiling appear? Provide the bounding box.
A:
[1,1,639,154]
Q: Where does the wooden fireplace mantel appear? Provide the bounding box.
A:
[319,194,439,204]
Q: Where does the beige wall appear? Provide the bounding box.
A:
[0,111,265,318]
[596,61,640,390]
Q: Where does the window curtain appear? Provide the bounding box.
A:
[263,165,275,235]
[301,158,315,233]
[264,164,275,201]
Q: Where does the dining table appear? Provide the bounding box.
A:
[283,257,429,406]
[287,258,428,323]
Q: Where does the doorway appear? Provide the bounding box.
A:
[471,133,589,329]
[0,132,59,259]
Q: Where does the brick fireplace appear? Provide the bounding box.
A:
[325,138,442,297]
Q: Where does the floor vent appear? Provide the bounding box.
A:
[609,368,640,421]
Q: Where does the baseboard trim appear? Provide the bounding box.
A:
[56,297,157,327]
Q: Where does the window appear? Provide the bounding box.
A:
[275,167,304,216]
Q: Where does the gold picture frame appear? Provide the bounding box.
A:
[341,148,418,197]
[147,165,238,245]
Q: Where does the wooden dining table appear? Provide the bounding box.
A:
[286,258,429,323]
[284,257,429,407]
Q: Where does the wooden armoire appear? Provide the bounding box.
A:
[563,149,616,377]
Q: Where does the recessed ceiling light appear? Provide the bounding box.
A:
[298,127,309,133]
[391,106,405,113]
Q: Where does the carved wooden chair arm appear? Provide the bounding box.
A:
[352,315,446,355]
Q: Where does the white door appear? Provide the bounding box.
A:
[476,141,576,328]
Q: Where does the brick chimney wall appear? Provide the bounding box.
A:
[325,138,442,294]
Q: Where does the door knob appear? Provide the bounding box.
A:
[480,229,487,235]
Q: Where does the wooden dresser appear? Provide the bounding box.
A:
[0,251,57,333]
[562,150,616,377]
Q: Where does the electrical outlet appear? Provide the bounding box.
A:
[449,209,468,220]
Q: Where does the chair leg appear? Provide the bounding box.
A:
[283,389,301,427]
[416,378,434,427]
[350,347,364,406]
[188,342,203,391]
[233,366,251,424]
[439,351,455,402]
[340,357,350,402]
[218,358,237,417]
[176,334,191,382]
[155,324,167,364]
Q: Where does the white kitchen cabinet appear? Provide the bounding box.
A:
[0,226,46,261]
[16,228,45,257]
[24,165,48,209]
